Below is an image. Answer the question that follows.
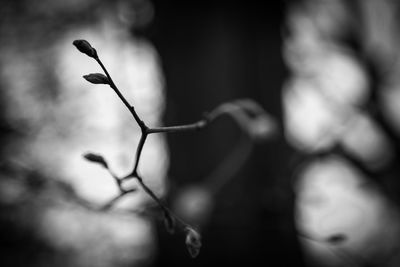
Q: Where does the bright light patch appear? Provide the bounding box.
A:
[0,12,167,266]
[296,157,400,266]
[340,113,393,169]
[283,78,345,152]
[284,1,400,266]
[40,205,154,266]
[49,20,168,205]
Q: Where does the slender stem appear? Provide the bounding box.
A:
[101,188,137,210]
[146,105,226,135]
[95,55,150,180]
[147,119,208,134]
[129,133,148,177]
[90,53,271,238]
[87,51,195,235]
[146,102,246,135]
[95,57,146,129]
[136,175,165,210]
[136,174,190,229]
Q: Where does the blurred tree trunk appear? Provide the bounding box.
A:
[148,1,306,266]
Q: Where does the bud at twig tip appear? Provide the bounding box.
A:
[185,227,202,258]
[73,39,97,58]
[83,73,110,85]
[83,152,108,169]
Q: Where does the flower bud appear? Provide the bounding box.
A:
[185,227,202,258]
[83,152,108,169]
[83,73,110,85]
[73,39,97,58]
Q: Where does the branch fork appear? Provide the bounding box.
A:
[73,39,276,258]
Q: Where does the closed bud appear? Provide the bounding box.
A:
[73,39,97,58]
[83,73,110,85]
[185,227,202,258]
[83,152,108,169]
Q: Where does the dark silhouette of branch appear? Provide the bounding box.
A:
[73,39,276,258]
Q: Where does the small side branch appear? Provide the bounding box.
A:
[74,39,276,258]
[147,119,208,134]
[130,133,148,177]
[95,57,147,129]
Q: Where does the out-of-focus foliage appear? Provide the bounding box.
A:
[284,0,400,266]
[0,0,166,266]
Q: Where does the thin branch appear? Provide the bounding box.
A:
[75,40,276,258]
[130,133,148,177]
[95,57,147,129]
[136,174,191,229]
[147,119,208,134]
[100,188,137,210]
[76,39,206,257]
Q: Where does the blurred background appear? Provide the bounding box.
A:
[1,0,400,266]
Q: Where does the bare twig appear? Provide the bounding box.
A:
[73,39,276,258]
[95,56,147,129]
[147,119,208,134]
[130,134,147,177]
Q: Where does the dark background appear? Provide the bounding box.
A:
[147,1,305,266]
